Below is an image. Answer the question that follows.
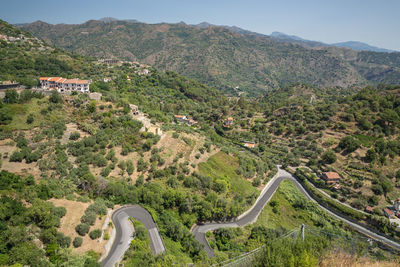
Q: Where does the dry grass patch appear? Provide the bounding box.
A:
[320,251,400,267]
[49,198,108,255]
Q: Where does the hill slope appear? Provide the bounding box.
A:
[20,19,393,95]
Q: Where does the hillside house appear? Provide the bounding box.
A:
[173,115,197,126]
[365,206,374,214]
[321,172,341,184]
[384,208,395,219]
[0,81,20,90]
[243,141,256,149]
[129,104,139,115]
[39,77,90,93]
[174,115,187,123]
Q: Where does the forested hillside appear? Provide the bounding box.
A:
[20,19,400,95]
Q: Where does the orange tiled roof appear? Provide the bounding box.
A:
[384,208,394,216]
[64,79,89,85]
[323,172,340,179]
[174,115,186,118]
[48,77,63,82]
[39,77,50,81]
[227,117,233,121]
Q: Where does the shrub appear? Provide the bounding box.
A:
[104,233,110,240]
[89,229,102,240]
[321,150,337,164]
[73,237,83,248]
[49,91,62,103]
[172,132,179,139]
[81,211,97,225]
[57,232,71,248]
[69,131,80,140]
[10,151,24,162]
[75,223,90,236]
[51,206,67,218]
[26,114,34,124]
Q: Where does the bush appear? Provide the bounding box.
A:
[49,91,62,103]
[75,223,90,236]
[73,237,83,248]
[104,233,110,240]
[89,229,102,240]
[81,211,97,225]
[10,151,24,162]
[51,206,67,218]
[69,131,80,140]
[26,114,34,124]
[57,232,71,248]
[321,149,337,164]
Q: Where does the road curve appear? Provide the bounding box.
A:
[101,205,165,267]
[191,167,400,257]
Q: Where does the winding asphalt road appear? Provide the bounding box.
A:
[191,167,400,257]
[101,205,165,267]
[102,167,400,264]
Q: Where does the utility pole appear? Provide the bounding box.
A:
[301,224,305,241]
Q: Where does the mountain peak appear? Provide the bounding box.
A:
[99,17,119,23]
[194,22,213,28]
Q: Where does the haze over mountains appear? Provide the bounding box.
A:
[19,18,400,95]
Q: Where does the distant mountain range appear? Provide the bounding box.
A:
[94,18,397,53]
[269,31,396,53]
[18,18,400,95]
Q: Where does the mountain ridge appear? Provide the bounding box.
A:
[18,19,400,95]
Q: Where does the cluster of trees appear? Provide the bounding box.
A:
[0,171,74,266]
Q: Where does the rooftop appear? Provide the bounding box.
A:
[323,172,341,179]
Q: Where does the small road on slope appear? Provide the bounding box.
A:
[101,205,165,267]
[191,167,400,257]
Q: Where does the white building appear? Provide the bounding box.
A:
[39,77,90,93]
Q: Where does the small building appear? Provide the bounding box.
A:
[174,115,187,123]
[223,117,234,127]
[100,59,120,65]
[243,141,256,149]
[384,208,395,219]
[138,69,149,75]
[332,183,341,191]
[0,81,20,90]
[322,172,341,184]
[394,198,400,212]
[187,119,198,126]
[129,104,139,115]
[365,206,374,214]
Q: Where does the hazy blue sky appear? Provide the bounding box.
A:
[1,0,399,50]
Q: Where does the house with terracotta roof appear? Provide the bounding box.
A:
[174,115,187,123]
[39,77,90,92]
[242,141,256,149]
[321,172,341,184]
[365,206,374,214]
[384,208,395,219]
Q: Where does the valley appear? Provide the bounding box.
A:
[1,16,400,267]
